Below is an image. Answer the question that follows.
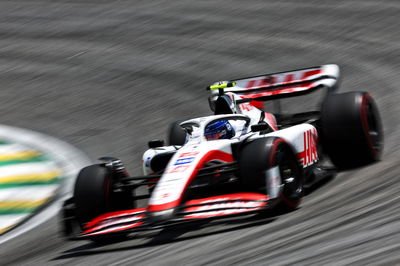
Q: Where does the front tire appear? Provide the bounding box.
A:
[239,137,303,210]
[73,164,131,244]
[74,164,113,226]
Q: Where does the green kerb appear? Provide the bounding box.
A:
[0,179,60,189]
[0,156,47,167]
[0,140,11,145]
[0,208,37,215]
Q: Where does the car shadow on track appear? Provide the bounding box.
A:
[51,212,279,261]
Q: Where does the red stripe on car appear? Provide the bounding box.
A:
[147,150,233,212]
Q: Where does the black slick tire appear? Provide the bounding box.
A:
[73,164,130,244]
[73,164,112,226]
[239,137,303,211]
[320,92,383,169]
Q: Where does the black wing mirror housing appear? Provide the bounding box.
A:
[148,139,165,148]
[251,123,271,132]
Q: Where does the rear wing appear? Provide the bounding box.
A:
[207,64,340,103]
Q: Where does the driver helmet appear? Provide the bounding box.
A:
[204,120,235,140]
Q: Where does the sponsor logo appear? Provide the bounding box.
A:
[145,157,151,167]
[240,103,253,112]
[174,157,195,165]
[179,152,199,158]
[161,193,170,198]
[166,165,190,173]
[297,128,318,167]
[244,69,322,90]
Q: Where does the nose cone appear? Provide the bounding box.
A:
[147,208,175,223]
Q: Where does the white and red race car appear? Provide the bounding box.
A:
[61,64,383,243]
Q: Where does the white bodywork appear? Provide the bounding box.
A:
[144,116,318,211]
[143,64,337,213]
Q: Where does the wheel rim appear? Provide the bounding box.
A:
[361,95,383,157]
[366,101,383,153]
[279,152,302,201]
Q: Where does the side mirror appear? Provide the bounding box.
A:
[251,123,271,132]
[148,139,164,148]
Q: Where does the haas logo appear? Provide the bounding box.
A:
[244,69,322,89]
[297,129,318,167]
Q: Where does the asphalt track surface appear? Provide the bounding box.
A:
[0,0,399,265]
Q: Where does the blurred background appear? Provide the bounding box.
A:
[0,0,399,265]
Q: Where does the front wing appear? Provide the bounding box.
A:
[79,192,270,238]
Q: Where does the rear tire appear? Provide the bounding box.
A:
[239,137,303,211]
[321,92,383,169]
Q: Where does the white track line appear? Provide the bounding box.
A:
[0,185,59,201]
[0,143,37,154]
[0,214,27,231]
[0,162,59,178]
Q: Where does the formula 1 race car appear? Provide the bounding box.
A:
[61,64,383,243]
